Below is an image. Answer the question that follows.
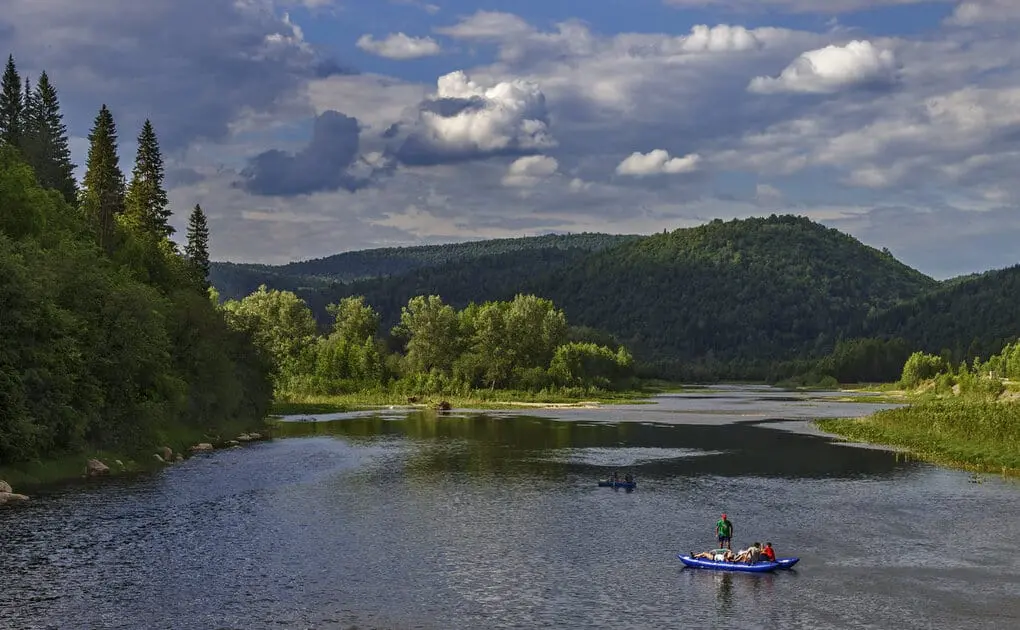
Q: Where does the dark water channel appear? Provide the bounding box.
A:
[2,387,1019,629]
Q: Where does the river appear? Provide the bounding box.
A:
[2,386,1018,629]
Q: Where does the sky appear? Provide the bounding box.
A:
[2,0,1019,278]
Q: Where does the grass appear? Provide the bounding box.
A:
[816,397,1020,476]
[269,381,696,416]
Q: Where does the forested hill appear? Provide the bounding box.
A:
[292,215,939,373]
[858,264,1020,359]
[210,232,637,301]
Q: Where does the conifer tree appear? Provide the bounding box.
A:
[81,104,126,252]
[0,54,23,148]
[185,203,211,286]
[25,72,77,203]
[125,119,173,239]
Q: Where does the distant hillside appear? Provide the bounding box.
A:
[859,264,1020,359]
[301,215,938,370]
[210,232,637,301]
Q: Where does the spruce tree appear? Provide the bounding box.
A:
[0,54,23,148]
[185,203,211,286]
[81,104,126,252]
[125,119,173,239]
[28,72,78,203]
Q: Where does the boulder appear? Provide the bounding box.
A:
[190,443,214,453]
[154,453,165,463]
[174,454,184,462]
[436,400,452,411]
[0,492,30,506]
[248,432,262,440]
[227,440,240,447]
[159,446,173,461]
[0,480,12,494]
[237,433,253,442]
[86,458,110,476]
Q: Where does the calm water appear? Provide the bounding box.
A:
[2,387,1019,629]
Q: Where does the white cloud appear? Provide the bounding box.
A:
[502,155,559,187]
[616,150,702,176]
[945,0,1020,25]
[433,11,535,40]
[663,0,953,12]
[356,33,442,59]
[755,183,784,204]
[398,70,555,162]
[391,0,440,13]
[749,40,897,94]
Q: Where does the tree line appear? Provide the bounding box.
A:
[0,54,272,465]
[220,286,637,397]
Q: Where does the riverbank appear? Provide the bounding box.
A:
[270,381,691,416]
[817,396,1020,477]
[0,420,272,491]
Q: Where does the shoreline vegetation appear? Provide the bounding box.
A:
[815,345,1020,477]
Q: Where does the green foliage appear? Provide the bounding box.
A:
[900,351,950,388]
[184,203,210,285]
[125,120,173,240]
[978,341,1020,380]
[0,54,22,148]
[549,343,634,389]
[221,285,319,385]
[824,337,912,383]
[326,295,379,341]
[0,145,273,465]
[21,71,77,204]
[209,233,636,302]
[393,295,462,375]
[80,104,126,253]
[255,215,936,379]
[819,400,1020,473]
[859,264,1020,363]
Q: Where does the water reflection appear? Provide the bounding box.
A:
[277,410,911,480]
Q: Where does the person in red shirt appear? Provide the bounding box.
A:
[761,542,776,562]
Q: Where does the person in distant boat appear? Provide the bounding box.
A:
[715,513,734,549]
[760,542,776,562]
[610,469,620,482]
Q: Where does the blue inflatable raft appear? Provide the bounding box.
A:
[598,480,636,489]
[677,553,799,572]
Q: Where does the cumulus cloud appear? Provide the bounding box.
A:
[502,155,559,187]
[945,0,1020,25]
[237,110,368,196]
[356,33,441,59]
[391,0,440,13]
[0,0,343,152]
[396,70,555,165]
[662,0,951,12]
[749,40,898,94]
[616,150,702,176]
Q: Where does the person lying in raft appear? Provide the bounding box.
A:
[691,549,737,562]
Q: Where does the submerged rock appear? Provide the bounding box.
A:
[86,459,110,476]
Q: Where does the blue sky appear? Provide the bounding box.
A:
[2,0,1019,278]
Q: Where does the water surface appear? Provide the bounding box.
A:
[2,388,1018,629]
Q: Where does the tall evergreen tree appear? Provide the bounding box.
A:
[27,72,77,203]
[0,54,23,148]
[81,104,126,252]
[185,203,210,286]
[125,119,173,239]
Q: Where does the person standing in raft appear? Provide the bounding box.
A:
[715,513,734,550]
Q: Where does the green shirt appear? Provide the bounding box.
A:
[716,518,732,536]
